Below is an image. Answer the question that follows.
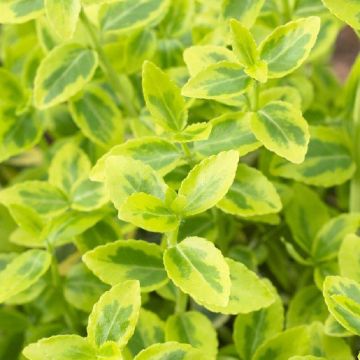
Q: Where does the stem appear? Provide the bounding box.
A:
[250,82,260,111]
[282,0,292,22]
[175,290,188,313]
[80,11,138,117]
[46,242,80,333]
[181,143,195,165]
[350,86,360,212]
[166,224,179,247]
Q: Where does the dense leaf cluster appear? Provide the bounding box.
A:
[0,0,360,359]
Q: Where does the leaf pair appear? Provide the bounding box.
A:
[101,150,239,233]
[84,236,274,313]
[142,61,212,142]
[23,280,141,359]
[182,16,321,99]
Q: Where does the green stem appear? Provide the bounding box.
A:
[181,143,195,165]
[282,0,292,22]
[250,82,260,111]
[350,87,360,212]
[46,242,80,333]
[80,11,138,117]
[175,290,188,313]
[166,224,179,247]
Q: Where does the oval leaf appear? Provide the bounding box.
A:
[163,236,231,307]
[83,239,168,291]
[34,43,98,109]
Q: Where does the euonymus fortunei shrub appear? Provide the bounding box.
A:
[0,0,360,359]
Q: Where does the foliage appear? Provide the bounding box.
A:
[0,0,359,359]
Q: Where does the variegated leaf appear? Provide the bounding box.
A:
[87,280,141,348]
[218,163,282,217]
[163,236,230,307]
[0,0,44,24]
[311,214,360,262]
[322,0,360,29]
[222,0,265,28]
[270,126,356,187]
[103,155,167,211]
[45,0,81,40]
[323,276,360,336]
[193,112,261,157]
[0,181,69,216]
[251,101,310,164]
[34,43,98,109]
[99,0,170,34]
[143,61,188,132]
[165,311,218,357]
[339,234,360,283]
[234,287,284,360]
[260,17,321,78]
[83,239,167,292]
[183,45,237,77]
[172,151,239,216]
[0,250,51,303]
[134,342,207,360]
[69,85,123,148]
[182,61,252,101]
[120,193,179,233]
[90,137,182,181]
[252,326,310,360]
[204,258,275,314]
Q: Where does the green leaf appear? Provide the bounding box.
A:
[307,322,353,360]
[40,210,104,246]
[251,101,309,164]
[270,126,356,187]
[23,335,98,360]
[0,250,50,303]
[143,61,187,132]
[183,45,238,77]
[0,0,44,24]
[324,315,353,338]
[230,19,268,82]
[44,0,81,40]
[134,342,206,360]
[290,357,326,360]
[252,326,310,360]
[90,137,182,181]
[0,107,43,163]
[259,17,321,78]
[99,0,170,34]
[83,239,168,292]
[165,311,218,357]
[193,112,261,157]
[284,184,330,254]
[69,85,124,148]
[120,193,179,233]
[233,287,284,360]
[339,234,360,283]
[172,122,212,143]
[0,181,69,216]
[103,155,167,211]
[217,163,282,217]
[323,276,360,336]
[127,309,165,357]
[63,263,109,312]
[49,143,90,194]
[259,87,302,109]
[34,43,98,109]
[311,214,360,262]
[0,68,25,106]
[322,0,360,29]
[172,151,239,216]
[287,286,328,328]
[87,280,141,348]
[182,62,252,101]
[163,236,230,307]
[222,0,265,28]
[204,258,275,314]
